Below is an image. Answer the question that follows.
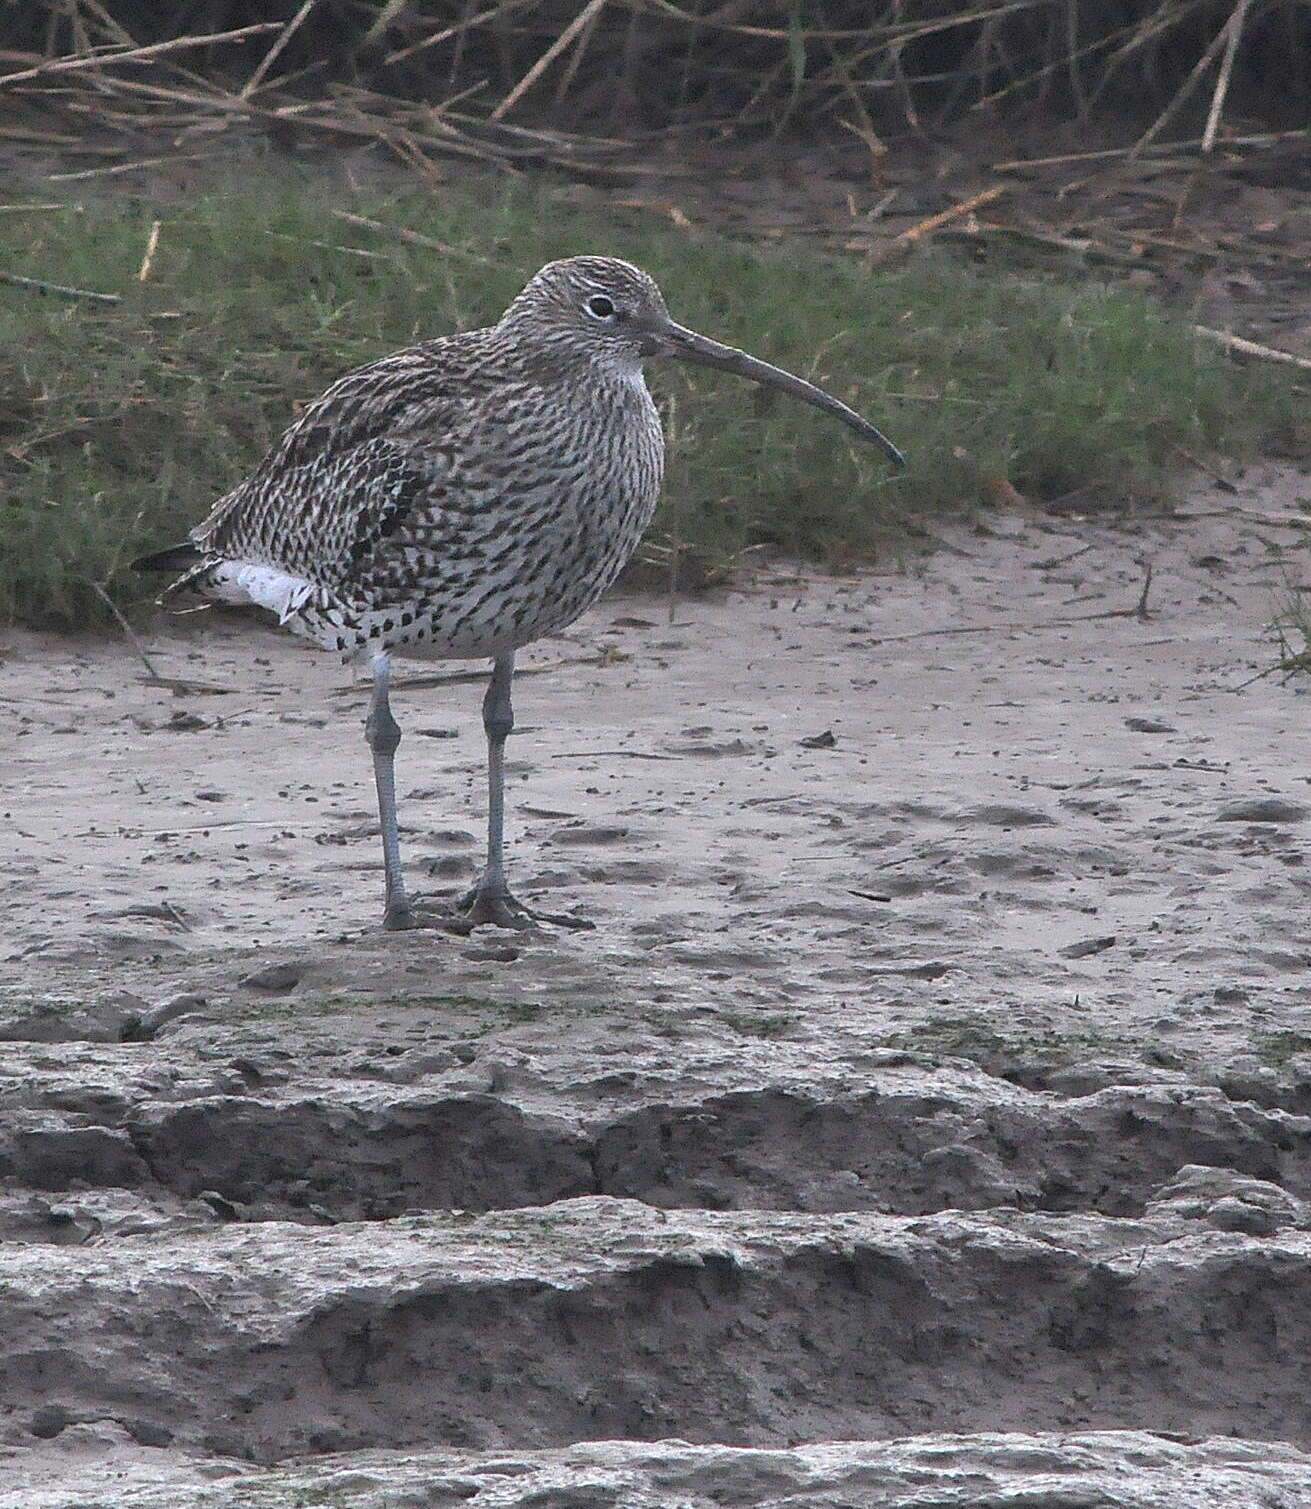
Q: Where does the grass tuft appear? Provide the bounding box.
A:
[1266,583,1311,684]
[1,171,1305,630]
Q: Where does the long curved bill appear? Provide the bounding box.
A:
[653,321,905,468]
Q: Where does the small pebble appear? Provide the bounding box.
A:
[125,992,208,1041]
[239,962,303,993]
[164,711,210,732]
[1059,935,1117,960]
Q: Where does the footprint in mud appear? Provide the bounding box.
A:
[547,823,640,847]
[576,859,676,884]
[425,853,477,879]
[659,941,780,970]
[963,803,1059,829]
[538,824,674,885]
[663,736,759,758]
[968,849,1060,880]
[33,928,190,963]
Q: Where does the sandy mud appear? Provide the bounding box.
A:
[1,466,1309,1504]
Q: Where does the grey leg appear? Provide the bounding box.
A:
[476,650,515,903]
[456,653,592,932]
[365,653,412,930]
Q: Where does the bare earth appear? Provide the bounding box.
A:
[2,466,1310,1505]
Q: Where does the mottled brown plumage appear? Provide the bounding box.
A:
[168,261,663,664]
[136,255,902,931]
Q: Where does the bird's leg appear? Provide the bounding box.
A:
[455,652,591,931]
[471,649,515,910]
[365,653,413,931]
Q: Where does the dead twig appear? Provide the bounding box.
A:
[0,269,119,303]
[384,0,533,67]
[897,185,1006,241]
[1202,0,1253,155]
[87,581,166,685]
[550,750,679,761]
[0,23,282,88]
[1194,326,1311,373]
[1031,543,1096,571]
[1128,16,1235,161]
[328,210,495,264]
[137,219,161,281]
[48,151,223,183]
[992,130,1308,173]
[489,0,609,122]
[134,676,234,696]
[241,0,318,98]
[960,220,1146,267]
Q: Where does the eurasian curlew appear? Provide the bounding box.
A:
[135,255,903,932]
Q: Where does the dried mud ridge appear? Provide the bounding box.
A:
[4,477,1311,1504]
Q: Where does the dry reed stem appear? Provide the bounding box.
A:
[643,0,1046,45]
[48,151,221,182]
[1194,326,1311,372]
[1,3,1305,187]
[70,0,137,48]
[1201,0,1253,154]
[329,209,497,263]
[137,218,161,281]
[0,269,119,302]
[489,0,609,122]
[361,0,415,49]
[970,14,1147,112]
[1129,12,1237,159]
[384,0,534,67]
[898,185,1006,240]
[241,0,319,98]
[87,580,165,685]
[0,22,281,88]
[993,128,1307,173]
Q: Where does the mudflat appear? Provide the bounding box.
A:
[2,466,1310,1504]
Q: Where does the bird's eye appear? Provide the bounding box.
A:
[584,294,617,320]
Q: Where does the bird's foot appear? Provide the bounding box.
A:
[390,885,593,934]
[460,885,594,933]
[383,897,418,932]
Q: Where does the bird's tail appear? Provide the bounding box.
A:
[131,541,214,606]
[131,542,202,574]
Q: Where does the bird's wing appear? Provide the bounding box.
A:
[190,336,498,591]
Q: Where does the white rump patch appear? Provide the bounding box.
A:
[207,561,316,625]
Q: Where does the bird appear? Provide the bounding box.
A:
[134,255,903,933]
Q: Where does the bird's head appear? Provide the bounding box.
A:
[499,255,671,358]
[500,255,905,466]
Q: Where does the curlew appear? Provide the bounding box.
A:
[135,256,902,932]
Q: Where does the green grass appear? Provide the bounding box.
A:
[1,168,1305,630]
[882,1013,1145,1073]
[1252,1030,1311,1068]
[1266,586,1311,684]
[720,1008,802,1039]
